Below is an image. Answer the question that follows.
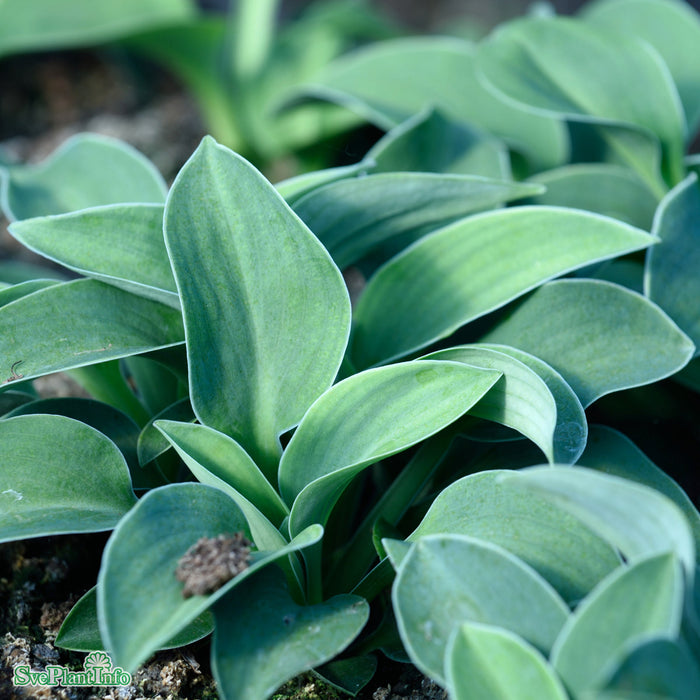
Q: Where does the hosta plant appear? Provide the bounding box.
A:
[1,1,700,699]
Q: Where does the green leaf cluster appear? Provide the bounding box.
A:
[1,1,700,698]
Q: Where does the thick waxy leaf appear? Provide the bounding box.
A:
[155,420,288,526]
[392,534,568,685]
[446,623,568,700]
[581,425,700,547]
[279,360,502,532]
[645,174,700,354]
[137,398,195,466]
[56,586,213,652]
[482,279,695,406]
[0,414,136,542]
[0,278,184,385]
[423,345,587,463]
[503,467,695,575]
[9,204,177,307]
[293,172,543,269]
[526,164,658,229]
[301,37,568,171]
[410,471,619,602]
[0,134,167,221]
[351,207,656,368]
[599,636,700,700]
[551,552,684,696]
[367,108,510,178]
[98,482,323,672]
[0,279,60,307]
[212,566,369,700]
[164,137,351,476]
[0,0,194,56]
[584,0,700,136]
[476,15,685,190]
[275,159,374,205]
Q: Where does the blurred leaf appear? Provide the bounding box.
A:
[410,470,619,603]
[280,361,501,534]
[482,279,695,406]
[164,137,350,476]
[476,15,685,191]
[0,414,136,542]
[596,635,700,700]
[0,279,61,307]
[551,552,684,696]
[56,586,213,652]
[0,0,194,56]
[446,622,568,700]
[212,566,368,700]
[300,37,568,171]
[645,173,700,355]
[0,134,166,220]
[351,207,656,368]
[580,425,700,548]
[367,108,510,178]
[293,172,542,269]
[583,0,700,137]
[526,164,658,229]
[0,279,184,386]
[392,534,568,685]
[9,204,177,307]
[98,482,323,672]
[503,466,695,575]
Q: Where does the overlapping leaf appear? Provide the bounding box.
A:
[279,360,501,535]
[0,134,167,220]
[584,0,700,136]
[300,37,568,171]
[483,279,695,406]
[366,108,510,179]
[293,172,542,269]
[502,467,695,575]
[422,345,586,464]
[212,566,369,700]
[526,163,658,229]
[351,207,656,368]
[409,471,619,602]
[476,15,685,191]
[9,204,177,307]
[392,534,569,685]
[98,482,323,672]
[163,137,351,477]
[0,415,136,541]
[446,623,568,700]
[645,173,700,354]
[0,279,184,385]
[551,552,684,696]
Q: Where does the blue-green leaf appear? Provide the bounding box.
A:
[352,207,656,368]
[164,137,350,477]
[212,566,369,700]
[0,134,166,220]
[645,173,700,355]
[392,534,569,685]
[551,552,684,696]
[482,279,695,406]
[0,414,136,542]
[410,471,619,603]
[9,204,177,307]
[98,482,323,672]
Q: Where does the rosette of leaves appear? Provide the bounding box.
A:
[1,129,697,697]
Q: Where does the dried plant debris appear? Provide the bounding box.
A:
[175,532,252,598]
